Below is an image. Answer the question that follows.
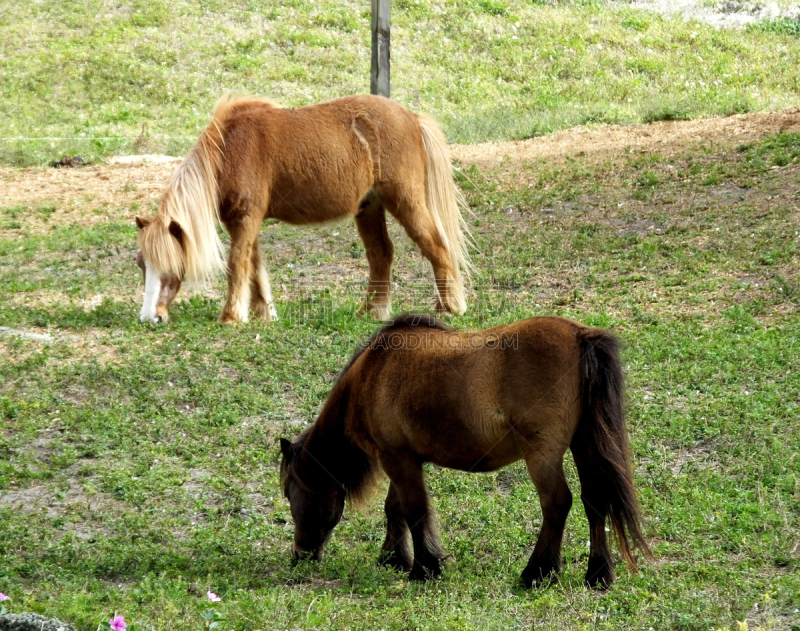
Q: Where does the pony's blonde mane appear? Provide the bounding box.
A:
[138,93,278,282]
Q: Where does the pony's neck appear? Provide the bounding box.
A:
[300,382,375,499]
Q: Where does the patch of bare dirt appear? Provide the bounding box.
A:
[0,156,180,237]
[1,111,798,218]
[0,326,124,367]
[451,109,800,168]
[0,475,116,520]
[0,155,179,210]
[669,442,724,476]
[56,328,124,365]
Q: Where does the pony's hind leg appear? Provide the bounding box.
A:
[220,214,261,324]
[377,482,412,572]
[250,240,278,321]
[521,455,573,588]
[571,431,614,589]
[355,196,394,321]
[383,192,465,315]
[380,454,446,580]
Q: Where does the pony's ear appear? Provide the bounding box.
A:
[168,221,185,250]
[279,438,294,461]
[135,216,151,230]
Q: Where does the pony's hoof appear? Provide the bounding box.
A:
[219,313,243,325]
[252,301,279,322]
[520,564,559,589]
[408,568,430,582]
[377,551,412,573]
[372,304,392,321]
[433,284,467,315]
[357,302,392,321]
[434,299,465,316]
[520,573,558,590]
[584,557,614,590]
[408,559,442,581]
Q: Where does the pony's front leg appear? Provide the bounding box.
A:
[355,200,393,321]
[377,482,412,572]
[220,216,260,324]
[380,455,446,581]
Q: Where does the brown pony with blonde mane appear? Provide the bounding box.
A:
[280,314,652,588]
[135,94,470,323]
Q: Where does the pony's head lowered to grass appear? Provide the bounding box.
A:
[135,100,229,323]
[134,230,182,324]
[280,434,347,562]
[279,379,379,562]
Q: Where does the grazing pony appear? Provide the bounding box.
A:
[135,94,470,323]
[280,314,652,588]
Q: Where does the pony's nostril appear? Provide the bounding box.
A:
[155,315,163,324]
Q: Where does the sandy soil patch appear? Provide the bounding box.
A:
[451,108,800,168]
[0,159,177,236]
[1,110,799,214]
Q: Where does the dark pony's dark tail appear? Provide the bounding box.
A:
[576,328,652,570]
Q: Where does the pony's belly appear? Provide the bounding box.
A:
[268,197,359,225]
[441,452,521,473]
[267,172,370,225]
[427,431,522,473]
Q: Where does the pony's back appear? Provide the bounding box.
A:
[341,316,585,472]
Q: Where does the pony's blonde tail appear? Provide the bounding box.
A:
[418,115,472,315]
[139,96,237,282]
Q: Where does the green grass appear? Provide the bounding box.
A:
[1,130,799,629]
[2,0,800,164]
[751,17,800,38]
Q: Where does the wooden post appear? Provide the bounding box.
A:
[371,0,391,97]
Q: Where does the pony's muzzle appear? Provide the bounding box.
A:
[292,543,321,563]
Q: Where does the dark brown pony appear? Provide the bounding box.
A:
[280,314,651,588]
[135,94,470,324]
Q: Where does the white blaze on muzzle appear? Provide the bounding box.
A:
[140,261,162,323]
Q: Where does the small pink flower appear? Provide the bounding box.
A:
[0,593,9,600]
[207,591,221,602]
[109,615,127,631]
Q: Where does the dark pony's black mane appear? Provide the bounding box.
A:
[279,426,312,497]
[280,314,449,504]
[281,412,377,505]
[338,312,451,381]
